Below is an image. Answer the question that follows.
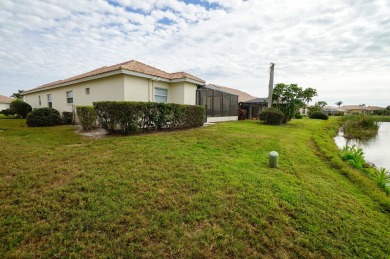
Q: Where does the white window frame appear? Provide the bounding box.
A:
[154,88,168,103]
[47,94,52,108]
[66,91,73,104]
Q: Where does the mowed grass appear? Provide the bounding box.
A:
[1,117,389,257]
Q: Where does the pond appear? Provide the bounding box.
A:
[334,122,390,169]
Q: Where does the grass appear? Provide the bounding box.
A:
[341,115,380,139]
[1,117,390,257]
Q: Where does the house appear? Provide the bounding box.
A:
[366,106,385,114]
[0,95,13,111]
[322,106,346,116]
[342,105,369,115]
[23,60,205,112]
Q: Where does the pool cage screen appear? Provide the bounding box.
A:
[196,87,239,117]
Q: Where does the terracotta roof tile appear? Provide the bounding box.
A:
[0,95,13,103]
[29,60,205,92]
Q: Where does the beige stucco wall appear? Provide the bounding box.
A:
[0,103,10,111]
[123,75,150,102]
[170,82,197,105]
[24,75,125,112]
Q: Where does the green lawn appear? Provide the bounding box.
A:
[1,117,389,257]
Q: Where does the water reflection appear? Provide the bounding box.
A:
[334,122,390,169]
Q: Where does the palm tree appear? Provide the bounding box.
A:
[335,101,343,107]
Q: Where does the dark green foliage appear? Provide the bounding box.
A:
[1,109,14,116]
[295,113,303,119]
[272,83,317,123]
[26,108,61,127]
[93,101,205,134]
[76,106,97,131]
[258,108,284,125]
[341,115,379,139]
[309,111,329,120]
[61,111,74,125]
[10,99,32,118]
[307,106,321,117]
[238,109,247,120]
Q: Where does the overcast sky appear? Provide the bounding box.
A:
[1,0,389,106]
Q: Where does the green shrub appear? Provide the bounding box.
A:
[307,106,321,117]
[76,106,97,131]
[341,145,365,170]
[295,113,303,119]
[258,108,284,125]
[309,111,329,120]
[93,101,205,134]
[341,115,379,139]
[1,109,14,116]
[62,111,74,125]
[26,108,61,127]
[238,109,247,120]
[375,168,390,194]
[10,99,32,118]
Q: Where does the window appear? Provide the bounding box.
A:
[85,88,90,95]
[66,91,73,104]
[38,96,41,106]
[47,94,52,108]
[154,88,168,103]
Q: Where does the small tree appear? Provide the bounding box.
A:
[315,101,327,109]
[272,83,317,123]
[10,99,32,118]
[11,90,24,99]
[335,101,343,107]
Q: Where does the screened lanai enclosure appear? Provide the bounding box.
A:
[196,85,239,122]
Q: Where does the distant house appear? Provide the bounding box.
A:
[0,95,13,111]
[366,106,385,114]
[342,105,370,115]
[322,106,346,115]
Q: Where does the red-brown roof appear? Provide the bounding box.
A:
[27,60,205,92]
[0,95,13,104]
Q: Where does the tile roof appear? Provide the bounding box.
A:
[0,95,13,103]
[205,84,258,102]
[341,105,369,110]
[27,60,205,92]
[367,106,385,111]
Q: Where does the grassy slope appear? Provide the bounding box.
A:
[0,117,389,257]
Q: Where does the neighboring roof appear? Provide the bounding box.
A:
[205,84,258,102]
[241,97,268,104]
[322,106,346,112]
[342,105,369,110]
[24,60,205,94]
[367,106,385,111]
[0,95,13,104]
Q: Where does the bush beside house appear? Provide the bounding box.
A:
[258,108,285,125]
[26,108,61,127]
[309,111,329,120]
[76,106,97,131]
[93,101,205,134]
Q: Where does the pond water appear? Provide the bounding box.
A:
[334,122,390,169]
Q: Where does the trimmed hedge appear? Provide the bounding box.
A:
[26,108,61,127]
[93,101,205,134]
[76,106,97,131]
[62,111,74,125]
[258,108,285,125]
[310,111,329,120]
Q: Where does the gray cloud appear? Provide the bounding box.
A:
[0,0,389,106]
